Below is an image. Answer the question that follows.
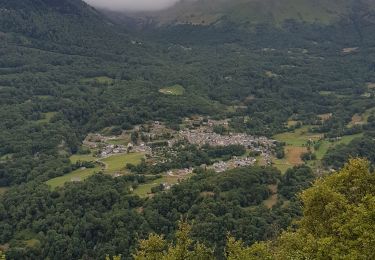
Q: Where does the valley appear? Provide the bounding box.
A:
[1,0,375,259]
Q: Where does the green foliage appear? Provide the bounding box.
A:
[230,158,375,259]
[323,136,375,168]
[226,237,272,260]
[133,221,214,260]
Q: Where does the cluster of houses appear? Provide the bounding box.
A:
[179,128,275,152]
[210,157,257,173]
[99,144,127,158]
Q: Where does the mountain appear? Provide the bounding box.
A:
[0,0,118,45]
[106,0,375,28]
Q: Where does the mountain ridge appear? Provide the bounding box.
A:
[103,0,375,29]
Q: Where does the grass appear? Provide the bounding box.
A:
[272,158,292,173]
[287,120,299,127]
[70,153,96,163]
[368,83,375,89]
[0,187,9,196]
[47,151,144,188]
[107,137,130,146]
[101,153,144,173]
[285,146,307,165]
[363,107,375,122]
[318,113,332,121]
[314,133,364,160]
[273,125,363,172]
[37,112,57,123]
[274,126,323,146]
[81,76,114,85]
[25,239,40,248]
[1,153,13,161]
[46,166,101,189]
[133,174,190,198]
[159,84,185,96]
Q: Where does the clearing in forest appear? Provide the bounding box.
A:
[101,153,144,173]
[81,76,114,85]
[0,187,9,196]
[318,113,332,121]
[37,112,57,123]
[159,84,185,96]
[133,173,192,198]
[263,184,278,209]
[46,166,101,189]
[285,146,308,165]
[274,126,323,146]
[46,152,144,188]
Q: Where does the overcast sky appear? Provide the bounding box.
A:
[84,0,183,12]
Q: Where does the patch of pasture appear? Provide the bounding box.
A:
[314,133,363,160]
[159,84,185,96]
[37,112,57,123]
[101,152,144,173]
[363,107,375,122]
[287,120,299,127]
[263,185,278,209]
[0,187,9,196]
[348,113,365,127]
[348,107,375,127]
[46,166,101,189]
[107,137,130,146]
[285,146,307,165]
[318,113,332,121]
[70,153,96,164]
[81,76,114,85]
[367,83,375,89]
[274,126,323,146]
[272,158,292,174]
[133,173,191,198]
[0,153,13,161]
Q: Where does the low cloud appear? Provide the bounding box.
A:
[84,0,183,12]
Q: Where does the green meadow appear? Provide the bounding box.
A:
[159,84,185,96]
[46,166,101,189]
[101,153,144,173]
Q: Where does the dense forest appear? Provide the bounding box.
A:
[133,159,375,260]
[1,0,375,259]
[0,166,313,259]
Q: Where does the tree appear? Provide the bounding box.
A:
[225,236,272,260]
[231,158,375,259]
[133,221,214,260]
[0,251,5,260]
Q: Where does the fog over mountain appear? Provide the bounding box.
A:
[83,0,186,12]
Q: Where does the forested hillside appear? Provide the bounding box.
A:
[1,0,375,259]
[109,0,375,27]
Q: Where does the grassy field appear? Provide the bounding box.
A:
[159,84,185,96]
[274,126,323,146]
[81,76,114,85]
[348,107,375,127]
[46,166,101,189]
[133,174,190,198]
[285,146,307,165]
[0,187,9,196]
[70,153,96,163]
[107,137,130,146]
[273,125,363,173]
[272,158,292,173]
[0,153,13,161]
[101,153,144,173]
[37,112,57,123]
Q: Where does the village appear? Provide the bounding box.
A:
[81,117,276,175]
